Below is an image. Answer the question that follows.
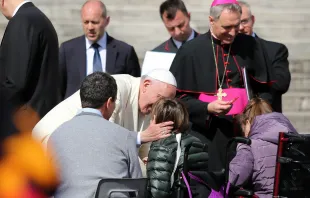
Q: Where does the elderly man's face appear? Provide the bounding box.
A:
[162,10,192,42]
[209,9,241,44]
[139,80,176,115]
[81,1,109,42]
[239,6,255,36]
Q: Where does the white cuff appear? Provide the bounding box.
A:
[137,132,141,145]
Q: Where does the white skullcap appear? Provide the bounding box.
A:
[145,69,177,87]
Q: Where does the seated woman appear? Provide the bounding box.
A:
[229,98,298,197]
[146,98,209,198]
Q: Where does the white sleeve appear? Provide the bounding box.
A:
[32,90,82,148]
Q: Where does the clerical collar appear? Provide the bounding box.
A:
[172,29,195,49]
[208,30,233,47]
[85,32,107,50]
[13,1,31,17]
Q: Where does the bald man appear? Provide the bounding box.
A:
[33,69,177,176]
[59,0,141,100]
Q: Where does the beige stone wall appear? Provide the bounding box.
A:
[0,0,309,132]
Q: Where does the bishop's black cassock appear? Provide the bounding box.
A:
[170,31,274,172]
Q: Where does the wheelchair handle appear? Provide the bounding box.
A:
[231,137,251,145]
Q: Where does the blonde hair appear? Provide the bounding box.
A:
[151,98,189,132]
[238,97,273,126]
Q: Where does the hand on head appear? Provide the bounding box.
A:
[140,116,174,143]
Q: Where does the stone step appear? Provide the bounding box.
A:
[236,0,310,8]
[282,92,310,112]
[104,8,310,25]
[38,3,310,23]
[288,73,310,92]
[290,60,310,74]
[284,112,310,132]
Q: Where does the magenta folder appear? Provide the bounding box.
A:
[198,88,248,115]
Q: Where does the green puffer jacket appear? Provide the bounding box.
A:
[146,132,209,198]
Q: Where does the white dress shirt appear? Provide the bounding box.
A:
[85,32,107,75]
[172,29,195,49]
[13,0,31,17]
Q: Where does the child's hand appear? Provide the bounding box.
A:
[142,157,148,165]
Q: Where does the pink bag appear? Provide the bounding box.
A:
[198,88,248,115]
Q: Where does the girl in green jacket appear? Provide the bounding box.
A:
[146,98,209,198]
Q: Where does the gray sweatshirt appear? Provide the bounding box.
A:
[48,112,142,198]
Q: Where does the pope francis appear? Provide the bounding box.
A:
[32,69,177,176]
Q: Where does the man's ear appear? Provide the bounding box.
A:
[104,16,110,27]
[251,15,255,25]
[209,16,215,26]
[142,79,151,93]
[188,12,191,20]
[106,97,113,109]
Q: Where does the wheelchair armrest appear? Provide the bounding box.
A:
[233,189,254,197]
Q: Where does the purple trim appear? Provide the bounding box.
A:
[188,172,210,187]
[187,171,230,198]
[226,182,230,194]
[181,171,192,198]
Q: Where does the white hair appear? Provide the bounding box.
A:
[237,1,252,16]
[210,3,242,20]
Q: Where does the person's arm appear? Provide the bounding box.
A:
[126,132,143,178]
[229,144,254,186]
[1,17,36,107]
[146,143,176,198]
[178,93,210,130]
[126,46,141,77]
[59,44,68,100]
[271,44,290,93]
[178,92,232,130]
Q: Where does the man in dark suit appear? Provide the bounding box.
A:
[60,0,141,99]
[153,0,199,53]
[239,1,291,112]
[0,0,61,120]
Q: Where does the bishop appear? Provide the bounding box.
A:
[170,0,274,173]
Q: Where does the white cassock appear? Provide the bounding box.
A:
[32,74,151,175]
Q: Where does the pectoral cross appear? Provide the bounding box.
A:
[216,88,227,101]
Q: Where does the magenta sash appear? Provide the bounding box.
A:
[198,88,248,115]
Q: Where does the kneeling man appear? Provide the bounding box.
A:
[48,72,142,198]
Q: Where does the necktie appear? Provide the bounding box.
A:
[92,43,102,72]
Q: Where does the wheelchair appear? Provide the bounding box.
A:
[176,132,310,198]
[273,132,310,197]
[173,137,254,198]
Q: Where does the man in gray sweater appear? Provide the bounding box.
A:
[48,72,142,198]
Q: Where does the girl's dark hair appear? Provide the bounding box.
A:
[238,97,273,126]
[151,98,189,132]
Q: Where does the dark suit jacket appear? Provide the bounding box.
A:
[152,31,199,53]
[0,88,16,143]
[59,34,141,99]
[257,37,290,112]
[0,2,61,119]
